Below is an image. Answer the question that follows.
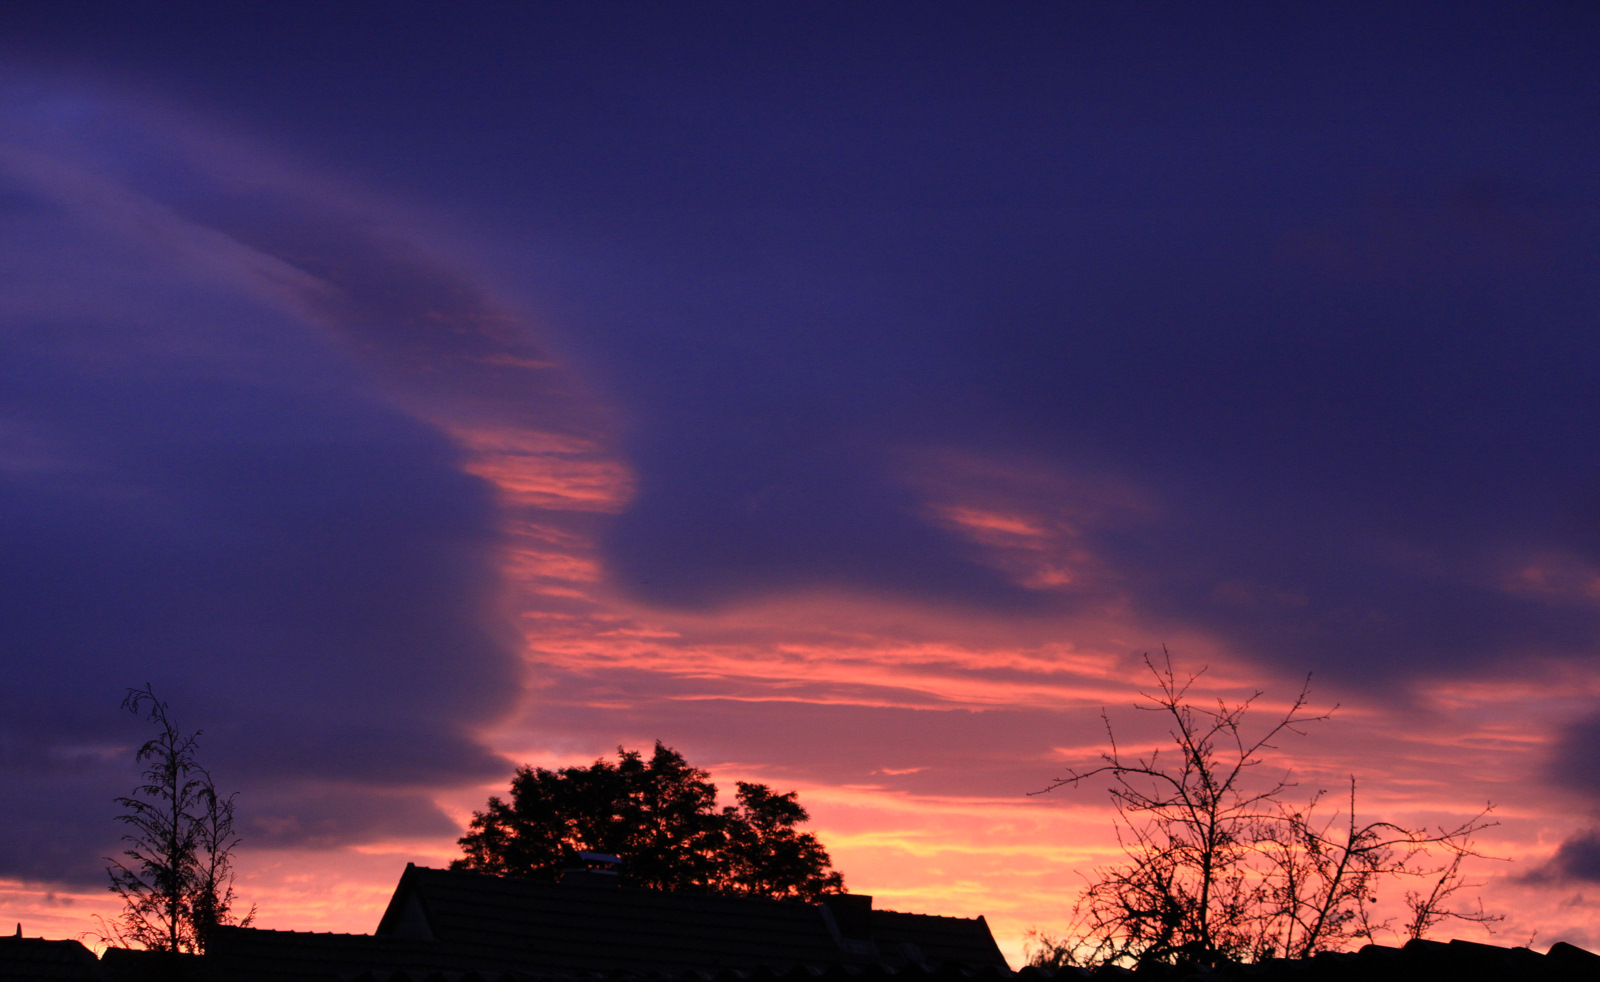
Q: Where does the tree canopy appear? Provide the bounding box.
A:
[454,742,844,901]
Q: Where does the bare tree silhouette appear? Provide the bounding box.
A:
[1029,653,1499,968]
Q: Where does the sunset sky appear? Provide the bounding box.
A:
[3,2,1600,963]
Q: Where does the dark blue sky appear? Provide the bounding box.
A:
[3,1,1600,904]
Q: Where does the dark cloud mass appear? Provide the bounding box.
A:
[0,95,525,879]
[315,3,1600,685]
[589,195,1600,679]
[3,0,1600,887]
[1520,830,1600,886]
[6,4,1598,683]
[1553,716,1600,809]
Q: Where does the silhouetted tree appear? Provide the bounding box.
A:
[1256,777,1500,957]
[455,742,844,900]
[1029,654,1499,969]
[189,779,251,952]
[104,685,252,953]
[720,781,846,899]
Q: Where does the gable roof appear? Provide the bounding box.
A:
[870,910,1010,968]
[0,935,104,982]
[374,865,1009,973]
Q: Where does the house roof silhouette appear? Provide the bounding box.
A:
[0,933,105,982]
[189,864,1008,982]
[30,865,1600,982]
[370,864,1007,973]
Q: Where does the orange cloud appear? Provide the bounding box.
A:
[453,426,636,514]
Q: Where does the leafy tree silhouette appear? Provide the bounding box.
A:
[455,742,844,900]
[103,685,253,953]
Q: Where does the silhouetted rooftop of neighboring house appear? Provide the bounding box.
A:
[371,864,1009,974]
[161,864,1009,982]
[201,926,478,982]
[0,932,104,982]
[1030,937,1600,982]
[195,933,1600,982]
[29,867,1600,982]
[95,947,206,982]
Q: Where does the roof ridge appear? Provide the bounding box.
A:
[217,926,405,939]
[413,866,843,909]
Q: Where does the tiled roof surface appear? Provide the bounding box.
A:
[382,868,858,971]
[97,947,207,982]
[377,866,1009,973]
[203,926,493,982]
[249,939,1600,982]
[345,962,1020,982]
[1026,938,1600,982]
[196,923,1009,982]
[0,936,104,981]
[22,926,1600,982]
[869,910,1007,968]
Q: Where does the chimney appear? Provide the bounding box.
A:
[821,893,874,942]
[559,851,622,888]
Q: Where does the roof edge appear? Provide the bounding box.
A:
[374,862,426,937]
